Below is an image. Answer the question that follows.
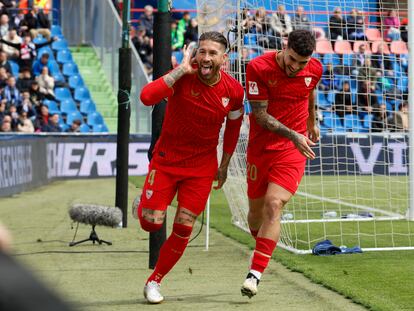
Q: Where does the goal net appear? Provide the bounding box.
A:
[198,0,414,253]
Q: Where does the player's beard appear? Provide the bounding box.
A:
[197,61,221,85]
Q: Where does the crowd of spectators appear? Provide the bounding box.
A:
[132,4,409,133]
[0,2,82,134]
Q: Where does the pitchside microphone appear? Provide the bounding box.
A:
[68,204,122,247]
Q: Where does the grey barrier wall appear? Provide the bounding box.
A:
[0,134,151,197]
[0,134,408,197]
[60,0,151,134]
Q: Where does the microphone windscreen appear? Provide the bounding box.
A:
[69,204,122,227]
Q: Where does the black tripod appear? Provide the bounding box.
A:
[69,225,112,247]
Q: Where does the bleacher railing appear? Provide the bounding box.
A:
[60,0,151,134]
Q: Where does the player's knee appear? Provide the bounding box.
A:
[138,206,165,232]
[172,223,193,239]
[264,197,285,220]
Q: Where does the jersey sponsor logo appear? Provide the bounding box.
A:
[145,189,153,199]
[248,81,259,95]
[222,97,230,107]
[305,77,312,87]
[268,79,278,87]
[191,89,200,97]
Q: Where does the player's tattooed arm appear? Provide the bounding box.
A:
[163,66,187,87]
[250,100,316,159]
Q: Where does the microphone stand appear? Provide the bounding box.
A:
[69,225,112,247]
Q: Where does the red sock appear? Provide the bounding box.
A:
[249,228,259,239]
[146,223,192,284]
[250,237,277,273]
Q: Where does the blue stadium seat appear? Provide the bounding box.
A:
[48,60,61,76]
[334,75,349,90]
[363,113,373,130]
[51,25,63,37]
[60,99,78,115]
[52,39,68,51]
[53,71,66,84]
[342,54,353,66]
[62,62,79,76]
[60,123,70,132]
[74,86,91,102]
[79,123,91,133]
[66,111,84,125]
[56,49,73,64]
[87,111,104,126]
[322,111,345,132]
[172,51,183,64]
[9,61,19,77]
[54,87,72,102]
[317,91,331,109]
[344,114,364,132]
[68,74,84,89]
[79,99,96,115]
[92,124,109,133]
[33,35,47,44]
[244,33,258,45]
[43,99,60,115]
[323,53,341,66]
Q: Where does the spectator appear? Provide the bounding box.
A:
[36,66,54,99]
[32,51,52,76]
[233,47,251,87]
[29,80,44,108]
[318,63,336,91]
[384,9,401,41]
[358,58,378,85]
[16,67,33,90]
[184,18,198,46]
[0,101,5,122]
[334,81,353,119]
[66,119,82,133]
[400,18,408,43]
[389,101,408,132]
[178,11,191,34]
[1,28,21,61]
[357,80,377,118]
[0,13,9,37]
[19,90,36,118]
[132,25,153,74]
[41,112,61,132]
[2,76,20,108]
[7,103,19,130]
[347,8,366,42]
[371,42,393,71]
[33,103,48,130]
[351,43,369,76]
[329,7,347,45]
[371,103,390,132]
[0,33,55,71]
[11,11,25,31]
[0,66,8,89]
[139,5,154,38]
[171,20,184,51]
[17,110,34,132]
[0,0,16,17]
[0,115,11,132]
[270,5,292,39]
[293,6,311,31]
[28,5,51,40]
[0,50,12,74]
[253,7,278,48]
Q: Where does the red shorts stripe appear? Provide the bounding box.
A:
[246,148,306,199]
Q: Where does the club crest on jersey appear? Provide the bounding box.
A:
[191,89,200,97]
[222,97,230,107]
[249,81,259,95]
[145,189,153,199]
[304,77,312,87]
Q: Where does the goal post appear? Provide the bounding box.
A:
[199,0,414,253]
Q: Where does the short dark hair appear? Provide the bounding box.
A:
[287,29,316,57]
[199,31,228,51]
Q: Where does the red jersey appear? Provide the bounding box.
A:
[246,51,322,153]
[152,71,244,176]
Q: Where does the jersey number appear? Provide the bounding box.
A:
[247,163,257,181]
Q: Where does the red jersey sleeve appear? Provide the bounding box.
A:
[246,60,269,101]
[223,82,244,155]
[140,77,174,106]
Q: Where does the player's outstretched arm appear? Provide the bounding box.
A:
[307,90,320,143]
[140,44,197,106]
[250,100,316,160]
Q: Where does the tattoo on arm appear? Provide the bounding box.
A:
[163,66,186,87]
[250,101,299,143]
